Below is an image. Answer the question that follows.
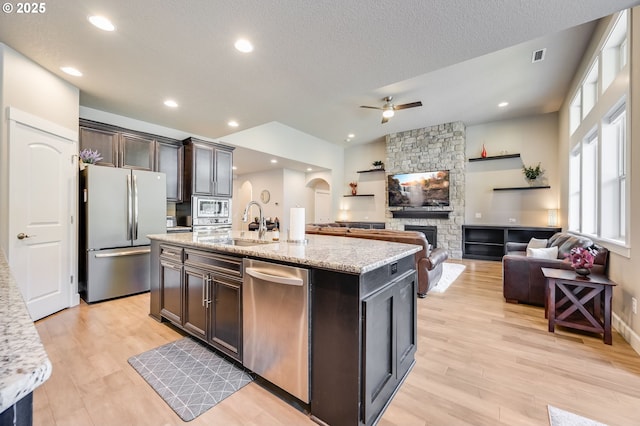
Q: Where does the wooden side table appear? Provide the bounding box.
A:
[541,267,616,345]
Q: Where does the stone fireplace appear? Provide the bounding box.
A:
[385,121,465,258]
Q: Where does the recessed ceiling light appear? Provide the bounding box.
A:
[270,159,278,164]
[348,133,355,138]
[232,166,237,170]
[88,15,115,31]
[228,120,239,127]
[164,100,178,108]
[234,39,254,53]
[307,168,313,172]
[61,67,82,77]
[345,138,351,142]
[498,101,509,108]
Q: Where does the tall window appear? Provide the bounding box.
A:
[568,150,581,231]
[601,105,626,242]
[581,132,598,235]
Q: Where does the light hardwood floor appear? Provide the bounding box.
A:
[33,259,640,425]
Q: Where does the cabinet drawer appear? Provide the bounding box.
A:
[160,244,183,262]
[184,249,242,278]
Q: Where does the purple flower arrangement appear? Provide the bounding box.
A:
[566,246,597,270]
[79,149,103,164]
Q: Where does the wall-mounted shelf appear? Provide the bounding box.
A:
[493,185,551,191]
[468,153,521,162]
[357,168,385,173]
[343,194,375,197]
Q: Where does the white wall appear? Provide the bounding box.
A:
[342,139,387,222]
[0,43,79,252]
[465,113,560,227]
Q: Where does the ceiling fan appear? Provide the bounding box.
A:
[360,96,423,124]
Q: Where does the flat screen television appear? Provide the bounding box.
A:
[388,170,450,207]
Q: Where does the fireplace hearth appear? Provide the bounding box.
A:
[404,225,437,248]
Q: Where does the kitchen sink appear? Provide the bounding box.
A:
[197,236,275,247]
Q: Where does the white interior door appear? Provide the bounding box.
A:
[314,190,331,223]
[8,108,77,321]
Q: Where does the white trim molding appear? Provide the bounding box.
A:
[613,313,640,356]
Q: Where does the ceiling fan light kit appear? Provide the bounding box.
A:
[360,96,422,124]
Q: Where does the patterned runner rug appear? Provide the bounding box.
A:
[128,337,253,421]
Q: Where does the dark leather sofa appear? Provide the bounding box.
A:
[305,225,449,297]
[502,232,609,306]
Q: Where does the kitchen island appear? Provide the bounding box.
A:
[148,231,421,426]
[0,250,52,425]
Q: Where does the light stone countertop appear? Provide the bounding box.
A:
[0,250,52,413]
[149,230,421,274]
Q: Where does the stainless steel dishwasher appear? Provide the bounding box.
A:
[243,258,310,403]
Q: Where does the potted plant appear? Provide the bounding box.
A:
[522,162,542,183]
[566,246,598,276]
[372,160,384,170]
[79,149,103,170]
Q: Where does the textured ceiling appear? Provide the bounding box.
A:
[1,0,638,173]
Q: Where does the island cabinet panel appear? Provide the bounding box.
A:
[311,254,416,426]
[159,244,184,325]
[183,266,208,340]
[173,248,243,361]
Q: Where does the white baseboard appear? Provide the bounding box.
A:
[613,313,640,355]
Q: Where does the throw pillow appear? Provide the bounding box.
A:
[527,237,548,249]
[526,246,559,259]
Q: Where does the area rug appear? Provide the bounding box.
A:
[128,337,253,421]
[548,405,607,426]
[429,262,466,293]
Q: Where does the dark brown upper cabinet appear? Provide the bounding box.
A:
[183,138,234,198]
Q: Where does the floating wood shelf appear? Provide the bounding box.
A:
[468,153,521,162]
[356,168,385,173]
[493,185,551,191]
[343,194,375,197]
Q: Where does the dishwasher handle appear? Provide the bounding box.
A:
[245,267,304,286]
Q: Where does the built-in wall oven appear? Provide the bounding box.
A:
[191,196,231,232]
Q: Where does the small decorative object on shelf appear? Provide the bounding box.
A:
[481,144,487,158]
[349,181,357,195]
[566,246,597,276]
[522,162,542,183]
[372,160,384,169]
[78,148,103,170]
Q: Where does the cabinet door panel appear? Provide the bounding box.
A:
[183,267,208,340]
[362,284,396,424]
[157,142,183,202]
[214,148,233,197]
[160,260,183,325]
[121,133,154,170]
[395,274,417,379]
[210,276,242,360]
[79,127,118,167]
[193,143,214,195]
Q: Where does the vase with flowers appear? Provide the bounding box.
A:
[79,149,103,170]
[566,246,597,276]
[349,181,358,195]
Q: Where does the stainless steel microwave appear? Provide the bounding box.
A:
[192,196,231,226]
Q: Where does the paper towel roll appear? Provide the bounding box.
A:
[289,207,305,241]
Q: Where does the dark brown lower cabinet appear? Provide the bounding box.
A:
[311,254,417,426]
[159,258,183,325]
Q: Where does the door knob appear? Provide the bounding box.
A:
[17,233,35,240]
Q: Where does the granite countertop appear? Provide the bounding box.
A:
[149,231,421,274]
[0,250,52,413]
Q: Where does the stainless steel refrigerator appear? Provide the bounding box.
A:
[79,165,166,302]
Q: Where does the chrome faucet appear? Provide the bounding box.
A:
[242,201,266,240]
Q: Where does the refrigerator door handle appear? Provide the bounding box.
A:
[94,247,151,258]
[126,174,133,241]
[133,174,139,240]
